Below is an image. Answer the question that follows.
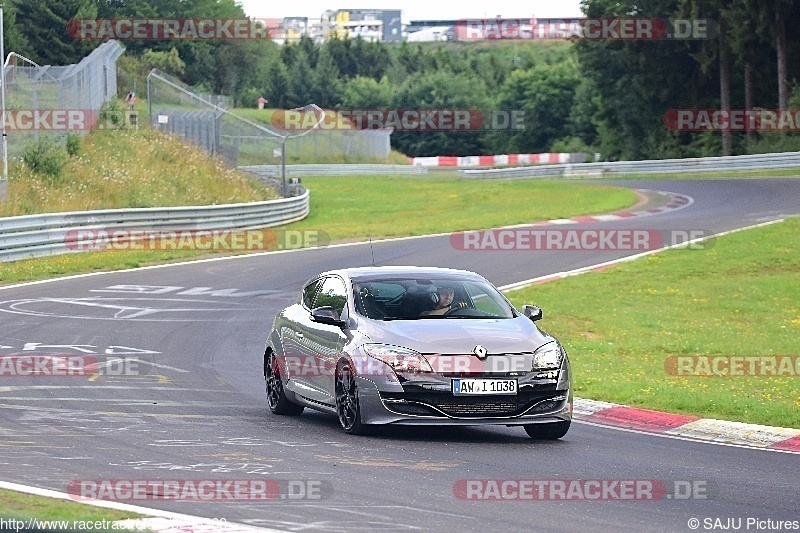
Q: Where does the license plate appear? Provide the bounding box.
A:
[452,378,517,395]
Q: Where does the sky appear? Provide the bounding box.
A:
[236,0,584,23]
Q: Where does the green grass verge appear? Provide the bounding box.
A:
[1,128,275,217]
[505,217,800,428]
[0,488,144,529]
[289,175,637,241]
[0,176,637,284]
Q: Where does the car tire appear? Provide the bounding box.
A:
[265,350,304,416]
[524,420,570,440]
[335,360,369,435]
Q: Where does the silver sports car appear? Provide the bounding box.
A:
[263,266,572,439]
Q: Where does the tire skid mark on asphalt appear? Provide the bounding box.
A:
[115,518,280,533]
[0,396,251,408]
[87,374,175,384]
[242,502,483,528]
[109,459,284,473]
[0,385,232,392]
[314,454,463,471]
[0,443,71,448]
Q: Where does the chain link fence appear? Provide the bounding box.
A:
[3,40,124,159]
[146,69,391,168]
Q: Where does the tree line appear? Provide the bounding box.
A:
[4,0,799,159]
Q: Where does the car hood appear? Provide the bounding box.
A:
[355,316,554,354]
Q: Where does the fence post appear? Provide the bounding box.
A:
[281,138,287,197]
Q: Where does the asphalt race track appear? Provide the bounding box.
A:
[1,178,799,532]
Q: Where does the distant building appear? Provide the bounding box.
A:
[407,26,452,42]
[406,20,457,41]
[328,9,402,42]
[277,17,310,44]
[381,11,403,42]
[273,10,545,44]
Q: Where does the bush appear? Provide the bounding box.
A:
[745,132,800,154]
[551,136,594,161]
[99,99,125,129]
[22,136,69,179]
[65,133,82,157]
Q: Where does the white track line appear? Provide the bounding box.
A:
[498,219,785,292]
[0,481,284,531]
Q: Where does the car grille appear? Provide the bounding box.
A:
[434,397,518,416]
[382,389,566,418]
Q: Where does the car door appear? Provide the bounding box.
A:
[303,275,351,405]
[280,277,323,399]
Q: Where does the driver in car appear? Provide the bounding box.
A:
[420,287,468,316]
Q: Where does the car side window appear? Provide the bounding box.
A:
[302,278,322,309]
[314,276,348,317]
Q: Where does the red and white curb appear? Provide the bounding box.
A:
[495,189,691,230]
[518,189,692,227]
[410,153,579,167]
[574,398,800,452]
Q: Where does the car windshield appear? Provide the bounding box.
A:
[353,278,516,320]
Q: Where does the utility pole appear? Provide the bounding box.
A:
[0,3,7,201]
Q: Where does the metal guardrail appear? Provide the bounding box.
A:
[239,164,428,176]
[0,190,309,262]
[459,151,800,178]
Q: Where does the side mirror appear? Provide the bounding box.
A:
[311,306,346,327]
[522,305,543,322]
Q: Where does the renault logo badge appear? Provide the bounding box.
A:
[473,345,487,359]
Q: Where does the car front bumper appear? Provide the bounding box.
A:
[355,376,572,426]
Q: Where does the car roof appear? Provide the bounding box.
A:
[320,266,486,282]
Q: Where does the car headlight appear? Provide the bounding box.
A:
[532,342,563,370]
[363,344,433,373]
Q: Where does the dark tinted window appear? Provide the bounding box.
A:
[352,278,515,320]
[302,278,322,309]
[314,276,348,316]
